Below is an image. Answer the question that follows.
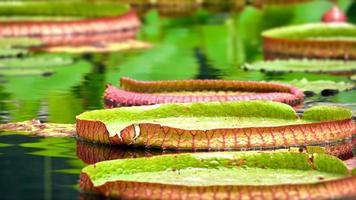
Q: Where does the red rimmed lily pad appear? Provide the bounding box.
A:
[76,101,355,158]
[80,151,356,200]
[104,77,304,108]
[0,11,141,46]
[262,23,356,60]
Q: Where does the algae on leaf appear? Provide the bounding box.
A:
[78,101,298,132]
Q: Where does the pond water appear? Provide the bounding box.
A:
[0,2,356,200]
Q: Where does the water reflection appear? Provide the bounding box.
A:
[0,133,81,199]
[0,2,355,199]
[77,140,171,164]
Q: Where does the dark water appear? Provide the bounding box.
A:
[1,3,356,200]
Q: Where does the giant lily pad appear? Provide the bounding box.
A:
[76,101,355,158]
[351,74,356,81]
[272,78,355,96]
[0,54,74,76]
[0,1,130,18]
[0,11,141,47]
[104,77,304,108]
[243,59,356,74]
[41,40,151,54]
[0,48,27,58]
[118,0,312,16]
[0,37,43,58]
[262,23,356,60]
[80,151,356,199]
[0,54,73,68]
[0,37,42,48]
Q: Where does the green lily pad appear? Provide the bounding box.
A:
[0,54,74,76]
[80,151,355,199]
[0,37,43,48]
[244,59,356,73]
[0,69,54,76]
[76,101,355,155]
[273,78,355,93]
[262,23,356,59]
[42,40,151,54]
[351,74,356,81]
[0,54,73,68]
[262,23,356,40]
[0,1,130,18]
[0,48,27,58]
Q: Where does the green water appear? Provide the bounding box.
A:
[0,1,356,199]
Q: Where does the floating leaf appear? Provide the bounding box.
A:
[262,23,356,59]
[244,59,356,73]
[80,151,353,199]
[0,1,130,18]
[0,69,53,76]
[0,48,27,58]
[351,74,356,81]
[77,101,355,159]
[273,78,355,94]
[0,37,43,48]
[0,119,75,137]
[0,53,73,68]
[104,77,304,108]
[42,40,151,54]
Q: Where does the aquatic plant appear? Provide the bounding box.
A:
[0,11,141,46]
[0,48,27,59]
[118,0,312,16]
[0,37,42,48]
[351,74,356,81]
[272,79,355,96]
[76,101,355,158]
[80,151,356,200]
[104,77,304,107]
[41,40,151,54]
[243,59,356,74]
[0,1,130,18]
[0,37,43,58]
[262,23,356,60]
[0,54,74,76]
[0,119,75,137]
